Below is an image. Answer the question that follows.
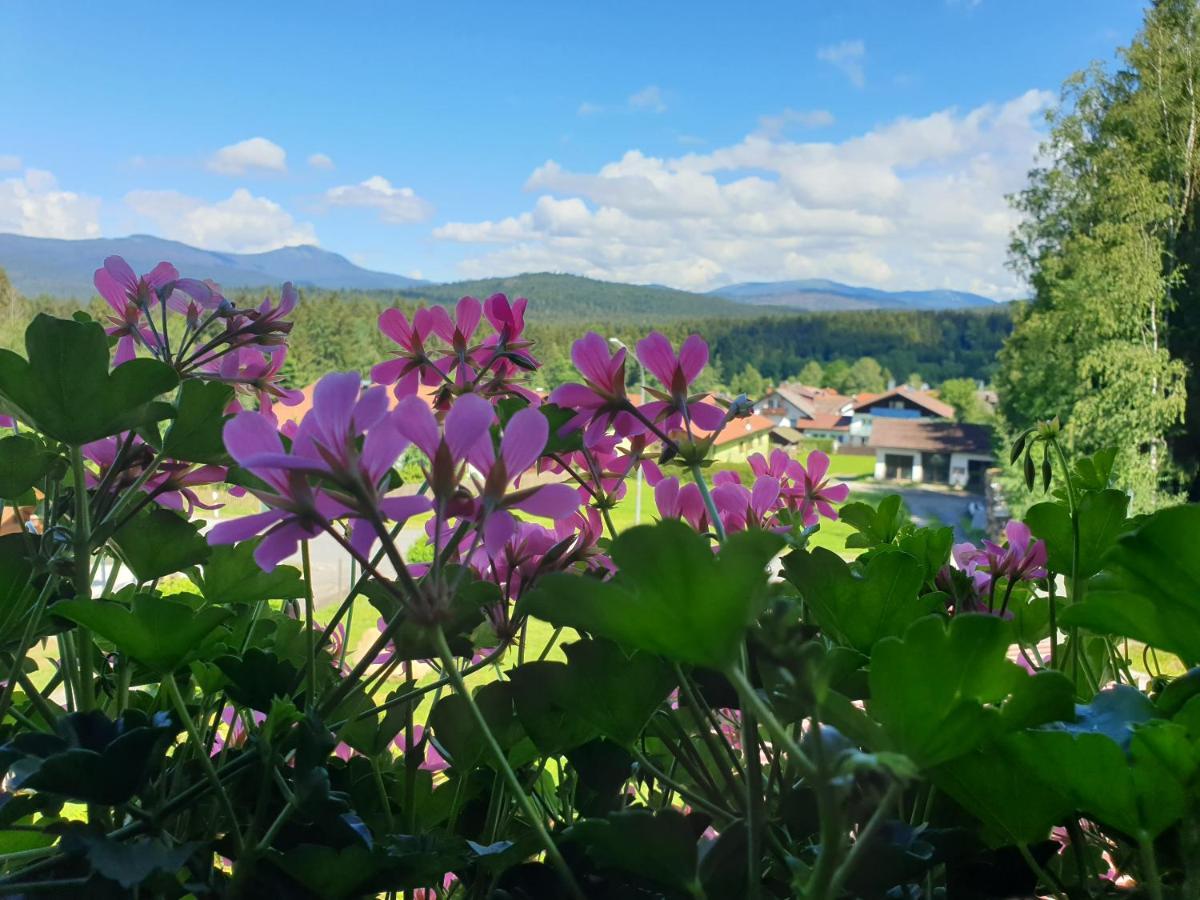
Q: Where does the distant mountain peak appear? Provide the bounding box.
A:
[708,278,997,312]
[0,233,425,298]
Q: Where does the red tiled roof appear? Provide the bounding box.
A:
[701,414,776,447]
[868,419,993,455]
[852,386,955,419]
[792,413,849,432]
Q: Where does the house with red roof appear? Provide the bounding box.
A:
[867,419,994,492]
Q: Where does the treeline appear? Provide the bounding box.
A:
[0,269,1012,396]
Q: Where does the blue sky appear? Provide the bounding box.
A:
[0,1,1145,296]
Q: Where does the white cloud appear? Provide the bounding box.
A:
[0,155,20,172]
[577,101,603,117]
[628,85,667,113]
[0,169,101,238]
[817,40,866,88]
[323,176,434,224]
[308,152,335,170]
[124,187,316,252]
[207,137,288,176]
[757,108,835,137]
[433,89,1054,298]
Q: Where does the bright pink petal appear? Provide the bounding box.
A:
[444,394,495,464]
[510,483,580,518]
[678,335,708,385]
[380,495,432,523]
[688,401,726,430]
[312,372,362,446]
[223,412,284,464]
[379,308,414,347]
[500,407,548,477]
[805,451,831,485]
[394,397,439,459]
[208,508,288,545]
[635,333,678,388]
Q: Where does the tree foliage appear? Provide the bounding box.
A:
[1003,2,1199,510]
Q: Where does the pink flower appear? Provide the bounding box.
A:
[712,475,783,533]
[1000,520,1048,582]
[634,333,725,433]
[654,476,708,532]
[462,403,581,555]
[788,451,850,526]
[550,332,643,446]
[209,372,429,570]
[371,307,441,398]
[428,296,484,386]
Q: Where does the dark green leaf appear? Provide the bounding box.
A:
[190,540,305,606]
[1058,504,1200,663]
[111,507,210,581]
[160,379,235,464]
[52,593,232,672]
[216,649,299,712]
[0,435,57,500]
[783,547,939,654]
[519,520,782,669]
[0,314,177,444]
[1024,489,1129,579]
[566,808,699,893]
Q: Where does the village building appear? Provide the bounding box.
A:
[868,419,994,492]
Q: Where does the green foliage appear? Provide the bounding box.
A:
[519,520,783,669]
[53,592,232,672]
[1060,504,1200,664]
[0,314,178,445]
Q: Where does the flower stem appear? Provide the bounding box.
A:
[432,628,583,900]
[690,464,726,542]
[162,675,244,854]
[69,447,95,712]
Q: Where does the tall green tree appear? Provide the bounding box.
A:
[1003,2,1195,510]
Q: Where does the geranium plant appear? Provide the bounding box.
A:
[0,256,1194,899]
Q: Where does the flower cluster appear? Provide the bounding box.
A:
[371,294,538,408]
[944,520,1048,614]
[94,255,301,416]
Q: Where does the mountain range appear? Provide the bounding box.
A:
[0,233,425,297]
[0,233,1000,314]
[708,278,995,311]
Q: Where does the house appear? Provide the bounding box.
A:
[705,414,775,462]
[868,419,994,492]
[754,384,854,445]
[846,386,956,446]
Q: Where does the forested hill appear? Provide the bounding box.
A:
[389,273,774,322]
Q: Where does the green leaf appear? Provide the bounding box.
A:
[160,379,235,464]
[52,593,232,672]
[0,314,178,444]
[1059,504,1200,664]
[1024,488,1129,578]
[869,614,1072,768]
[566,808,700,893]
[1003,720,1200,838]
[111,507,210,581]
[507,639,676,753]
[507,661,599,755]
[896,526,954,582]
[190,540,305,606]
[428,682,525,771]
[215,649,299,712]
[519,520,782,669]
[840,494,905,549]
[783,547,940,654]
[64,832,194,890]
[0,435,58,500]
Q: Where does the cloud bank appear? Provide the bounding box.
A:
[434,90,1052,297]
